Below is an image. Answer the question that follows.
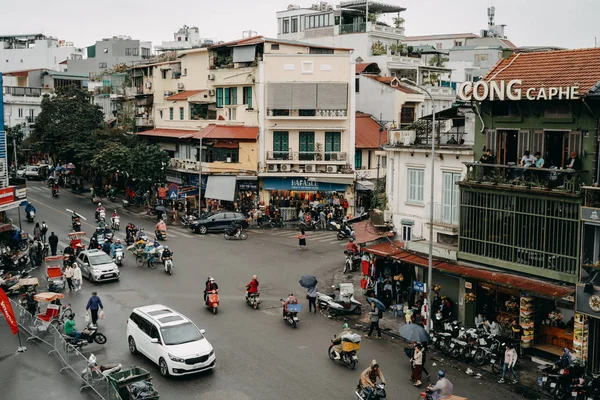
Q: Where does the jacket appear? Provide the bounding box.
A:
[369,309,380,323]
[412,348,423,365]
[429,377,454,399]
[48,234,59,246]
[246,279,259,293]
[504,348,518,367]
[307,285,318,298]
[360,359,386,388]
[73,266,82,281]
[86,295,104,311]
[331,327,352,345]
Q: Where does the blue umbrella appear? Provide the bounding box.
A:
[55,166,64,171]
[367,297,386,312]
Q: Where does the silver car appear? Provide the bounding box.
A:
[77,249,120,283]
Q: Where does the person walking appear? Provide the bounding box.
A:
[64,265,75,291]
[40,221,48,243]
[297,228,307,250]
[411,343,424,386]
[48,232,59,256]
[33,222,42,241]
[498,343,518,384]
[34,238,43,266]
[307,283,317,314]
[365,302,382,339]
[86,291,104,325]
[28,240,36,268]
[72,262,83,292]
[421,342,431,381]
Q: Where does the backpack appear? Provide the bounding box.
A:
[41,225,48,234]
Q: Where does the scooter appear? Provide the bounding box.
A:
[155,229,167,240]
[52,187,59,198]
[224,226,248,240]
[245,292,261,309]
[180,215,197,227]
[206,290,219,314]
[111,216,120,230]
[26,211,35,223]
[356,383,386,400]
[344,250,361,273]
[81,354,122,381]
[63,323,107,349]
[336,224,355,241]
[328,334,360,370]
[298,219,320,231]
[281,301,301,328]
[163,256,174,275]
[317,288,362,316]
[114,248,124,266]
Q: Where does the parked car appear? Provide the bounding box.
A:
[77,249,120,283]
[127,304,216,377]
[190,212,248,234]
[16,167,27,178]
[25,164,49,180]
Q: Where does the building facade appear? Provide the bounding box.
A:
[0,34,84,73]
[67,36,152,75]
[155,25,218,52]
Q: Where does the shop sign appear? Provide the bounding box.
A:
[581,207,600,224]
[261,177,347,192]
[465,282,472,290]
[238,180,258,191]
[166,173,183,185]
[458,79,580,102]
[0,187,14,206]
[575,284,600,317]
[15,187,26,200]
[413,281,425,293]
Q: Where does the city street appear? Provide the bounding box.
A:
[0,182,521,400]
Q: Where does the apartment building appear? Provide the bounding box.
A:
[67,36,152,75]
[0,34,84,73]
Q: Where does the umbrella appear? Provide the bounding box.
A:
[65,163,75,169]
[299,275,318,288]
[55,166,64,171]
[399,323,430,343]
[155,205,166,212]
[367,297,386,312]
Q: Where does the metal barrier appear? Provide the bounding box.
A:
[10,298,119,400]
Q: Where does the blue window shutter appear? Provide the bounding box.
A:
[224,88,230,105]
[216,88,223,108]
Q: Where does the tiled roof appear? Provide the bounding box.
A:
[356,62,378,74]
[166,90,206,101]
[352,220,394,245]
[484,47,600,95]
[197,124,258,140]
[404,33,479,41]
[355,112,388,149]
[364,75,421,95]
[136,128,198,139]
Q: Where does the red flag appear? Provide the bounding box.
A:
[0,288,19,335]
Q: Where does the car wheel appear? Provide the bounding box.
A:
[128,336,138,354]
[198,225,208,235]
[159,358,169,377]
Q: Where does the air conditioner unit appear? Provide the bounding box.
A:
[267,164,278,172]
[145,81,152,89]
[177,82,184,89]
[280,164,291,172]
[305,164,316,173]
[400,130,416,145]
[208,89,215,96]
[207,73,215,80]
[326,166,337,173]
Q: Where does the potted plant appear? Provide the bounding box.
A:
[315,143,324,161]
[370,41,386,56]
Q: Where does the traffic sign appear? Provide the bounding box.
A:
[169,190,178,199]
[413,281,425,293]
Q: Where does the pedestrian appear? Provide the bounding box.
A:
[365,302,382,339]
[307,283,317,314]
[72,262,82,291]
[86,291,104,325]
[421,341,431,380]
[33,222,41,241]
[297,228,307,250]
[411,343,424,386]
[510,319,524,356]
[28,240,36,268]
[35,238,43,266]
[48,231,59,256]
[64,265,75,291]
[40,221,48,243]
[498,343,518,384]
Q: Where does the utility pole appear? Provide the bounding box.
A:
[198,136,203,215]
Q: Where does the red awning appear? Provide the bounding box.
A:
[197,125,258,140]
[212,142,239,148]
[362,240,404,257]
[136,128,198,139]
[353,220,394,245]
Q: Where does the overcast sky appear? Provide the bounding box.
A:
[1,0,598,50]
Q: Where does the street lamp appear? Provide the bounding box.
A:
[401,77,435,333]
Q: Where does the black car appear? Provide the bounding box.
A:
[190,212,248,234]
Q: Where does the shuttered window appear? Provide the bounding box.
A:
[407,169,424,203]
[267,83,293,109]
[299,132,315,161]
[568,131,582,156]
[324,132,341,161]
[517,129,530,158]
[532,130,545,157]
[273,131,289,159]
[292,83,317,109]
[232,45,256,63]
[243,87,253,108]
[486,129,497,155]
[216,88,223,108]
[442,172,461,225]
[316,83,348,110]
[355,150,362,169]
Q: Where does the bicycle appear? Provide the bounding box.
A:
[136,254,158,269]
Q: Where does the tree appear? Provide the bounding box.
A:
[393,16,405,28]
[128,143,170,189]
[6,125,25,167]
[30,85,104,164]
[91,142,131,175]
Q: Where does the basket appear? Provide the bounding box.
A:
[287,303,302,313]
[342,342,361,352]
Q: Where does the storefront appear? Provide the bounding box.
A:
[236,177,259,215]
[203,175,259,213]
[260,177,354,221]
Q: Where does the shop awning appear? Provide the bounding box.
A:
[353,220,394,245]
[205,176,237,202]
[356,180,375,191]
[362,240,404,257]
[136,128,198,139]
[310,177,355,185]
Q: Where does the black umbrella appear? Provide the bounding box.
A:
[399,323,430,343]
[155,206,166,212]
[299,275,318,288]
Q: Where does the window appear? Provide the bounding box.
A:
[475,53,489,62]
[161,70,167,79]
[99,62,107,68]
[183,68,187,75]
[243,87,253,108]
[494,102,520,117]
[125,48,131,56]
[278,18,282,34]
[454,41,463,47]
[324,132,341,160]
[309,48,334,54]
[390,159,395,194]
[18,108,23,118]
[407,168,424,203]
[149,326,161,342]
[301,61,313,74]
[442,172,461,225]
[216,88,223,108]
[179,107,184,120]
[402,223,413,241]
[273,109,290,116]
[210,147,239,163]
[545,102,571,117]
[273,131,289,159]
[283,19,290,34]
[133,48,139,56]
[228,108,236,121]
[291,18,298,33]
[400,106,415,127]
[355,150,362,169]
[299,131,315,161]
[224,87,237,105]
[299,110,316,116]
[28,109,34,118]
[436,43,442,49]
[142,48,150,58]
[271,44,279,51]
[355,77,360,93]
[169,107,174,120]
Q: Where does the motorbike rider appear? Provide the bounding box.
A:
[64,313,82,344]
[341,218,353,237]
[155,219,166,236]
[161,246,173,268]
[204,276,219,304]
[331,323,353,360]
[101,239,111,255]
[110,239,124,258]
[25,202,36,219]
[427,370,454,400]
[52,181,59,195]
[559,347,573,367]
[359,360,386,400]
[95,203,105,220]
[111,210,119,225]
[226,221,240,237]
[245,275,259,299]
[135,227,146,241]
[282,293,298,318]
[346,238,359,255]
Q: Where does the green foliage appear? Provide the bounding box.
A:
[6,125,25,166]
[128,143,170,185]
[371,41,387,56]
[392,16,405,28]
[368,11,381,23]
[429,54,449,67]
[371,179,387,209]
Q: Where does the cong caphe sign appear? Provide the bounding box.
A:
[458,79,581,102]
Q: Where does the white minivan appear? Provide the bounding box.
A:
[127,304,215,377]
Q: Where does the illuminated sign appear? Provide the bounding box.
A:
[458,79,580,101]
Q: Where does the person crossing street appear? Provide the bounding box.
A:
[86,291,104,325]
[48,232,59,256]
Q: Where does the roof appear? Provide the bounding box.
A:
[362,240,404,257]
[356,62,380,74]
[208,35,350,51]
[129,60,180,70]
[355,112,388,148]
[166,90,206,101]
[3,68,43,77]
[197,125,258,141]
[44,70,89,79]
[404,33,479,42]
[352,220,394,245]
[136,128,198,139]
[500,39,517,49]
[339,0,406,13]
[364,75,421,95]
[483,47,600,96]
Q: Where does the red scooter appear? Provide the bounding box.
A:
[206,290,219,314]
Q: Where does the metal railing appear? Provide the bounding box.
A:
[266,151,347,162]
[4,86,42,97]
[266,109,348,117]
[10,298,119,399]
[339,23,366,34]
[463,162,586,194]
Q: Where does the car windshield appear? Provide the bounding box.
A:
[160,322,203,345]
[89,253,114,266]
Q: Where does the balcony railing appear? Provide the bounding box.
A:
[463,162,587,194]
[266,109,347,118]
[427,202,458,227]
[3,86,42,97]
[371,24,405,36]
[266,151,347,162]
[135,117,153,127]
[340,23,366,34]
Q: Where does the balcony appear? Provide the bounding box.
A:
[3,86,42,97]
[25,116,35,124]
[266,109,348,119]
[266,151,347,163]
[340,23,366,34]
[462,162,587,195]
[426,202,458,229]
[135,117,153,127]
[339,22,404,37]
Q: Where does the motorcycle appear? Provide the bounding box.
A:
[111,216,120,230]
[317,287,362,316]
[262,217,285,229]
[356,383,386,400]
[113,248,124,267]
[155,229,167,241]
[343,250,361,273]
[245,292,261,309]
[224,225,248,240]
[180,215,197,227]
[298,219,320,231]
[206,290,219,314]
[328,334,360,370]
[63,323,107,349]
[26,211,35,223]
[96,210,106,222]
[335,223,355,241]
[163,256,174,275]
[81,354,122,381]
[107,188,117,202]
[281,301,301,328]
[52,187,59,198]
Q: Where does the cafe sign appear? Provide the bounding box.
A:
[458,79,580,102]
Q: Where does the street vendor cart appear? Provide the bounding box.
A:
[45,256,65,291]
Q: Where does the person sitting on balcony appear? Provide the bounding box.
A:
[534,152,545,168]
[565,151,581,170]
[519,150,535,167]
[479,149,495,180]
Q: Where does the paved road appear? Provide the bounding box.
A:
[0,182,526,400]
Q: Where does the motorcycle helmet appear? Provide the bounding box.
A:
[342,323,349,329]
[209,277,214,282]
[98,203,101,206]
[437,370,445,378]
[68,313,75,319]
[349,238,354,242]
[164,246,168,250]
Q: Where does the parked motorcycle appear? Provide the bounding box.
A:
[298,220,320,231]
[63,323,107,349]
[245,292,261,309]
[262,217,285,229]
[356,383,386,400]
[180,215,197,227]
[81,354,122,381]
[26,211,35,223]
[343,250,361,273]
[317,288,362,316]
[281,301,301,328]
[206,290,219,314]
[224,225,248,240]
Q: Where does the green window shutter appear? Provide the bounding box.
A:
[216,88,223,108]
[231,87,237,105]
[224,88,230,105]
[245,87,252,108]
[355,150,362,169]
[299,132,314,161]
[325,132,341,160]
[169,107,174,120]
[180,107,184,120]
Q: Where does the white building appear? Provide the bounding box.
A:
[0,34,84,73]
[155,26,219,52]
[2,72,45,135]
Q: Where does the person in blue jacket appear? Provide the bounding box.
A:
[25,202,36,219]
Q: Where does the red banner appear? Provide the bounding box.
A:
[0,187,14,206]
[0,288,19,335]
